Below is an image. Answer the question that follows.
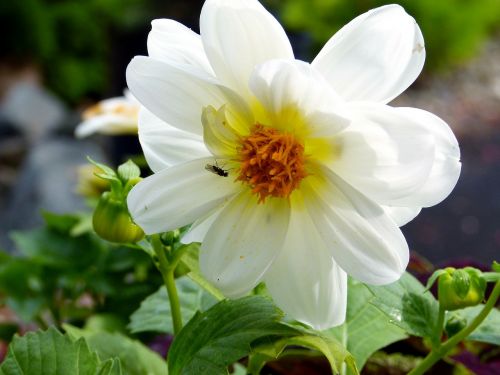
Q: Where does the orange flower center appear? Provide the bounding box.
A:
[237,124,307,203]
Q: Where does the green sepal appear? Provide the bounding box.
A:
[451,269,472,299]
[87,156,119,180]
[86,157,124,197]
[492,261,500,272]
[482,272,500,282]
[425,269,447,292]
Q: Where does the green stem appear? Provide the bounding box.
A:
[409,280,500,375]
[432,304,445,348]
[164,268,182,334]
[169,244,191,269]
[151,234,183,336]
[340,324,348,375]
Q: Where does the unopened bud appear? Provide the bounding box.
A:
[160,229,180,247]
[93,192,144,243]
[438,267,486,311]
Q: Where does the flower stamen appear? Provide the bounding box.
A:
[237,124,307,203]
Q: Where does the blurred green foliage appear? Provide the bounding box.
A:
[264,0,500,72]
[0,211,162,334]
[2,0,499,104]
[0,0,152,104]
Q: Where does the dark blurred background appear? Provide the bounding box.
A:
[0,0,499,265]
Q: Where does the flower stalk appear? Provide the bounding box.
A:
[151,234,183,337]
[431,304,445,349]
[409,279,500,375]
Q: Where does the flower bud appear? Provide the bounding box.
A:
[93,192,144,243]
[438,267,486,311]
[160,229,180,247]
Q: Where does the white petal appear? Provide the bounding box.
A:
[148,19,214,74]
[138,107,209,172]
[126,56,252,136]
[330,102,435,205]
[265,198,347,330]
[180,205,224,244]
[313,5,425,103]
[249,59,349,136]
[200,191,290,297]
[75,115,137,138]
[127,157,239,234]
[94,96,136,111]
[201,105,241,158]
[200,0,293,97]
[303,168,409,285]
[382,205,422,227]
[387,108,461,207]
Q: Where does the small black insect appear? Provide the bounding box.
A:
[205,163,229,177]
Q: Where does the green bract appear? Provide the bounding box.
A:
[438,267,486,311]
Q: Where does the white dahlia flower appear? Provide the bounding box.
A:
[75,90,139,138]
[126,0,461,329]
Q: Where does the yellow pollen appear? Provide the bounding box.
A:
[237,124,307,203]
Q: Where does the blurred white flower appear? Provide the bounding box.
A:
[75,90,139,138]
[126,0,461,329]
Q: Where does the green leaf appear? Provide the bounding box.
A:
[250,334,357,375]
[326,279,407,371]
[286,335,357,374]
[97,359,122,375]
[70,213,94,237]
[85,314,127,333]
[168,296,299,375]
[0,257,42,297]
[0,257,46,321]
[4,297,46,323]
[11,227,102,269]
[0,327,120,375]
[366,272,439,339]
[460,305,500,345]
[64,324,167,375]
[128,276,217,334]
[246,340,283,375]
[231,363,247,375]
[41,211,79,233]
[117,159,141,182]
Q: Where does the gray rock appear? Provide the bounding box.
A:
[0,81,67,143]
